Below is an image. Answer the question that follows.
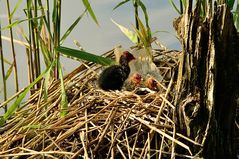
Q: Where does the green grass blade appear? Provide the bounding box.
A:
[60,10,86,44]
[153,30,179,41]
[112,19,138,44]
[138,1,149,28]
[52,0,57,23]
[82,0,99,25]
[38,0,53,41]
[56,46,114,66]
[17,22,30,44]
[58,63,68,117]
[0,66,50,126]
[168,0,181,14]
[2,19,27,30]
[138,1,152,39]
[136,16,147,40]
[133,25,146,46]
[233,0,239,31]
[4,63,14,80]
[200,0,207,17]
[135,16,151,47]
[27,0,33,10]
[43,60,56,104]
[181,0,187,9]
[2,16,43,30]
[226,0,235,10]
[39,38,53,67]
[10,0,23,19]
[113,0,130,10]
[234,13,239,30]
[44,68,51,102]
[0,56,12,65]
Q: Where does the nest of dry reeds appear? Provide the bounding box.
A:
[0,48,201,159]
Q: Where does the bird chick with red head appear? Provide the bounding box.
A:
[125,72,143,91]
[129,73,142,86]
[145,77,159,91]
[98,51,135,91]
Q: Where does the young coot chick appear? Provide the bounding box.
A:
[129,73,142,86]
[98,51,135,91]
[145,77,159,91]
[125,72,143,91]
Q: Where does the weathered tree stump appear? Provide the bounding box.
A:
[173,1,239,158]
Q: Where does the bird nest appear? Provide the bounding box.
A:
[0,48,200,158]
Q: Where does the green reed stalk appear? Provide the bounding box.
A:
[133,1,140,44]
[46,0,52,51]
[26,0,34,87]
[25,48,33,91]
[6,0,19,93]
[0,24,7,112]
[26,0,42,90]
[179,0,183,14]
[33,0,41,88]
[53,0,61,78]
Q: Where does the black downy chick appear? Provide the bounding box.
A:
[98,51,135,91]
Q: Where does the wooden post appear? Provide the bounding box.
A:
[173,1,239,158]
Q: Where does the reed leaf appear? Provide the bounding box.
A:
[43,60,56,105]
[2,16,43,30]
[10,0,23,19]
[27,0,32,9]
[168,0,181,14]
[0,56,12,65]
[154,30,179,41]
[60,10,87,44]
[233,0,239,31]
[113,0,130,10]
[4,63,14,81]
[112,19,138,44]
[138,1,150,32]
[181,0,187,9]
[39,38,53,67]
[226,0,235,10]
[82,0,99,25]
[56,46,114,66]
[37,0,53,40]
[0,66,50,126]
[200,0,207,17]
[52,0,58,24]
[58,63,68,117]
[137,16,147,40]
[135,16,151,47]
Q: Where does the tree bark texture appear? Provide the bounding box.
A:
[173,1,239,158]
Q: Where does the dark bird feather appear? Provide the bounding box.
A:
[98,51,135,91]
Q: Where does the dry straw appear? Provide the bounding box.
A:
[0,48,202,158]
